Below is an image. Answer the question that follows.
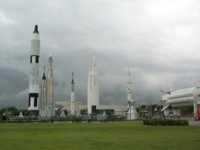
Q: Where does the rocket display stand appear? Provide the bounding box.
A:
[194,100,200,121]
[197,103,200,121]
[127,101,137,120]
[197,105,200,120]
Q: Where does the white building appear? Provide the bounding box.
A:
[56,101,127,116]
[56,101,84,115]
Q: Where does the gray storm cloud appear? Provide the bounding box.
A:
[0,0,200,108]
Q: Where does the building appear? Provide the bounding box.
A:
[56,101,84,115]
[56,101,127,116]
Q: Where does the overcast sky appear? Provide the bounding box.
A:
[0,0,200,108]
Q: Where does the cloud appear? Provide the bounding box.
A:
[0,10,16,25]
[0,0,200,107]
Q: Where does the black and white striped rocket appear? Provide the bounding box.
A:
[28,25,40,110]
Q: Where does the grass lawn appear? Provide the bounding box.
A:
[0,121,199,150]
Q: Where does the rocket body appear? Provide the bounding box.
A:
[70,73,75,115]
[39,71,48,117]
[127,69,137,120]
[87,56,99,114]
[71,92,75,115]
[46,56,55,117]
[28,25,40,110]
[39,57,55,118]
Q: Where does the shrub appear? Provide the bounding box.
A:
[143,119,189,126]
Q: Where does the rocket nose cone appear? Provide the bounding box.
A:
[33,25,39,34]
[42,73,46,80]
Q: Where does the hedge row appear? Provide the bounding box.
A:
[143,119,189,126]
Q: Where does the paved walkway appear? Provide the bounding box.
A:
[189,121,200,126]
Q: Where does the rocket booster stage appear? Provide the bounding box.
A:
[28,25,40,110]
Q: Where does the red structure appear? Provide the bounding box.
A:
[197,105,200,120]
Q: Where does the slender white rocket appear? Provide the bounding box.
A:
[127,68,137,120]
[87,56,99,114]
[28,25,40,110]
[127,68,134,103]
[70,72,75,115]
[39,66,47,117]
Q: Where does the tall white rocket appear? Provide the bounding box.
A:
[28,25,40,110]
[127,69,133,103]
[87,56,99,114]
[70,72,75,115]
[127,68,137,120]
[47,56,55,118]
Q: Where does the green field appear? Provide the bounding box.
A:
[0,122,200,150]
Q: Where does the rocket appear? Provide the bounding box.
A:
[39,57,55,118]
[39,67,48,117]
[47,56,55,117]
[28,25,40,111]
[127,68,137,120]
[127,68,133,103]
[87,56,99,114]
[70,72,75,115]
